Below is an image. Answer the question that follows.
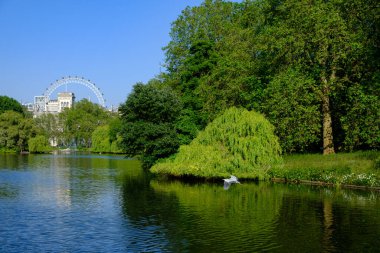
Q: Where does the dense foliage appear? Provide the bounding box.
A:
[260,68,321,152]
[0,95,35,152]
[162,0,379,154]
[119,82,182,168]
[91,125,123,153]
[59,99,111,148]
[0,95,24,115]
[151,107,282,179]
[28,135,51,153]
[33,113,61,147]
[0,95,119,153]
[0,111,38,152]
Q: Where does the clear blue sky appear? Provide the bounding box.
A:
[0,0,205,107]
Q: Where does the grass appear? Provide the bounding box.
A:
[269,151,380,187]
[0,148,18,153]
[152,150,380,188]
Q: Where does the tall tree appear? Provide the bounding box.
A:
[164,0,238,75]
[261,67,321,153]
[162,0,379,153]
[253,0,378,154]
[33,113,61,146]
[59,99,110,148]
[0,111,38,152]
[119,82,182,168]
[176,40,217,138]
[164,0,247,144]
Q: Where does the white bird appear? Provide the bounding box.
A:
[223,175,240,190]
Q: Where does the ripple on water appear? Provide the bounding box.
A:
[1,154,380,253]
[0,184,18,199]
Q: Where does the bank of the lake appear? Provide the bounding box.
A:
[269,151,380,188]
[153,151,380,188]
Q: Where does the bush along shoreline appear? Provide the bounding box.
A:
[151,107,379,189]
[151,107,282,179]
[269,151,380,189]
[153,150,380,189]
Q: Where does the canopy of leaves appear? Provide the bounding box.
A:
[0,95,24,115]
[0,111,38,152]
[59,99,110,148]
[261,68,321,153]
[161,0,379,153]
[28,135,51,153]
[164,0,247,136]
[33,113,61,144]
[91,125,123,153]
[119,83,182,168]
[119,83,182,124]
[151,107,282,179]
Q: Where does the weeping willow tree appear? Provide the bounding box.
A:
[151,107,282,179]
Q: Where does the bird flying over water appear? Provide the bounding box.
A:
[223,175,240,190]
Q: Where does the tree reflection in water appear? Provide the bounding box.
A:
[120,165,380,252]
[1,154,379,252]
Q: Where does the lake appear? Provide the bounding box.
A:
[0,153,379,252]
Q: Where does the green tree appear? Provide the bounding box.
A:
[164,0,244,137]
[173,40,217,143]
[164,0,236,75]
[91,125,122,153]
[91,125,111,153]
[261,68,321,153]
[119,82,182,168]
[151,107,282,179]
[33,113,62,146]
[0,95,24,115]
[253,0,379,154]
[161,0,379,153]
[109,117,122,143]
[339,85,380,151]
[59,99,110,148]
[0,111,38,152]
[28,135,51,153]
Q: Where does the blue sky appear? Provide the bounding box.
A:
[0,0,204,107]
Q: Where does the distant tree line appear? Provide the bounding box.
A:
[0,96,121,153]
[34,99,122,153]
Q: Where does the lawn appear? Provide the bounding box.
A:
[269,151,380,188]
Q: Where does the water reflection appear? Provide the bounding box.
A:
[148,179,283,252]
[0,154,379,252]
[0,183,18,198]
[266,184,380,253]
[118,165,179,252]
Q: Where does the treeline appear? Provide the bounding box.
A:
[35,99,123,153]
[118,0,379,168]
[163,0,379,154]
[0,96,37,152]
[0,96,121,153]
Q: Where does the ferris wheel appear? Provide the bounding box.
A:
[43,76,106,107]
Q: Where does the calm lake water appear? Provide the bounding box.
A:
[0,153,379,252]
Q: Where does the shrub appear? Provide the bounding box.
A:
[91,125,111,153]
[28,135,51,153]
[151,107,282,179]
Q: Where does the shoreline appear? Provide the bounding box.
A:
[270,177,380,191]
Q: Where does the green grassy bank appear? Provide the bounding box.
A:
[269,151,380,188]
